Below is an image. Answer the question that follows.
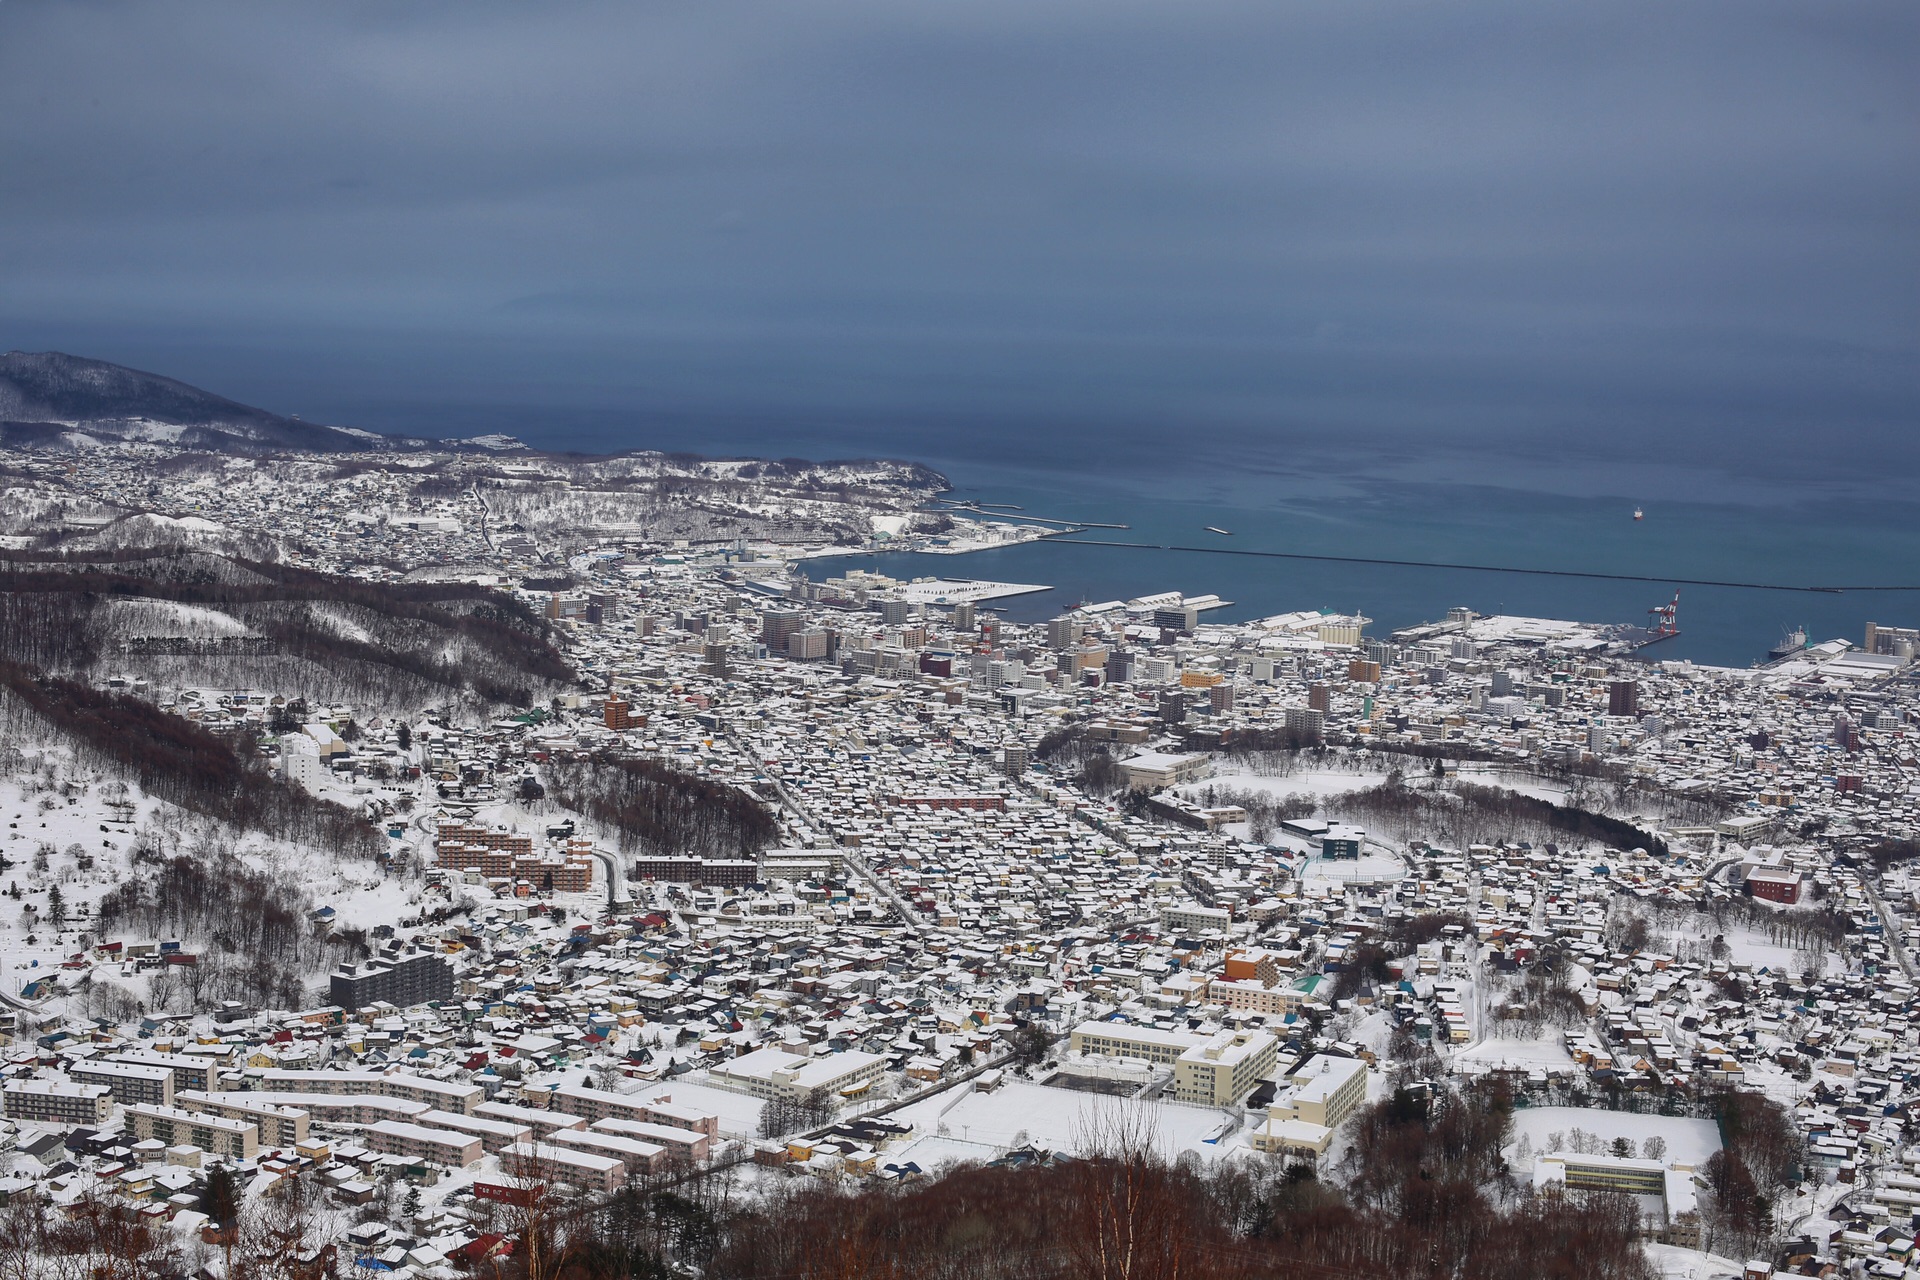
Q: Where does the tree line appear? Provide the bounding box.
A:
[0,548,571,706]
[545,753,779,861]
[94,843,362,1011]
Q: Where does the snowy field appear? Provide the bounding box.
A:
[1506,1106,1721,1170]
[890,1079,1236,1162]
[1452,1035,1576,1073]
[1299,851,1407,885]
[1718,926,1815,976]
[1644,1242,1748,1279]
[1180,768,1392,805]
[1449,765,1572,804]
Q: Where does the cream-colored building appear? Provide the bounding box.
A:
[126,1104,259,1161]
[1069,1021,1203,1068]
[706,1047,888,1102]
[365,1119,485,1169]
[1208,973,1321,1017]
[1173,1030,1278,1106]
[1250,1055,1368,1157]
[1119,751,1211,791]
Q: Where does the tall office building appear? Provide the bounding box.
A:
[1046,617,1084,650]
[787,630,829,661]
[1153,605,1200,634]
[1608,680,1639,718]
[761,608,804,650]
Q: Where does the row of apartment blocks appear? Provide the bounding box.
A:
[2,1081,262,1164]
[629,848,846,888]
[4,1067,487,1161]
[439,816,856,896]
[433,820,596,894]
[64,1077,728,1187]
[248,1069,484,1114]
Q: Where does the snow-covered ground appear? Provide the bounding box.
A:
[1449,765,1572,804]
[1717,925,1815,976]
[1644,1242,1749,1279]
[624,1078,768,1140]
[1299,850,1407,885]
[0,742,439,1019]
[1452,1034,1577,1073]
[1506,1106,1721,1171]
[889,1079,1236,1163]
[1181,767,1393,805]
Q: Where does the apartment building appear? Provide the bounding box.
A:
[328,949,455,1012]
[501,1141,626,1195]
[550,1128,667,1175]
[590,1117,713,1164]
[252,1069,482,1115]
[125,1104,258,1161]
[365,1119,485,1169]
[109,1049,214,1093]
[178,1091,311,1148]
[4,1080,111,1127]
[417,1109,533,1154]
[433,821,596,895]
[238,1092,428,1126]
[71,1060,174,1108]
[476,1099,588,1138]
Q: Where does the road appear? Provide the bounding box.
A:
[717,718,931,937]
[1864,883,1915,981]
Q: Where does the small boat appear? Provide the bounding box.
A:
[1204,526,1233,536]
[1632,508,1644,521]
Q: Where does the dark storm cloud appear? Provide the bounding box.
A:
[0,1,1913,482]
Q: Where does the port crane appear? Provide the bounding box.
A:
[1647,590,1679,639]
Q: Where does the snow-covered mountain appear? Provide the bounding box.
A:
[0,351,418,453]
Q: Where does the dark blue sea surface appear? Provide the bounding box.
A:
[364,396,1918,669]
[797,456,1920,670]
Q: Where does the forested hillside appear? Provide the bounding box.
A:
[0,547,571,708]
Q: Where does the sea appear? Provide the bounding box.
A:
[470,410,1920,670]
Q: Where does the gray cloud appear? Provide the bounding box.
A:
[0,0,1913,484]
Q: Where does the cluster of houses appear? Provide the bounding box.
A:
[9,442,1920,1276]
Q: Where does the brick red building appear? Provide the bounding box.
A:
[1745,865,1802,905]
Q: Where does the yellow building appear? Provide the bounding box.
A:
[1250,1055,1368,1157]
[1174,1031,1278,1106]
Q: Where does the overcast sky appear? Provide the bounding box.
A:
[1,1,1914,485]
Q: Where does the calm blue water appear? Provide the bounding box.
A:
[445,403,1919,668]
[799,462,1920,669]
